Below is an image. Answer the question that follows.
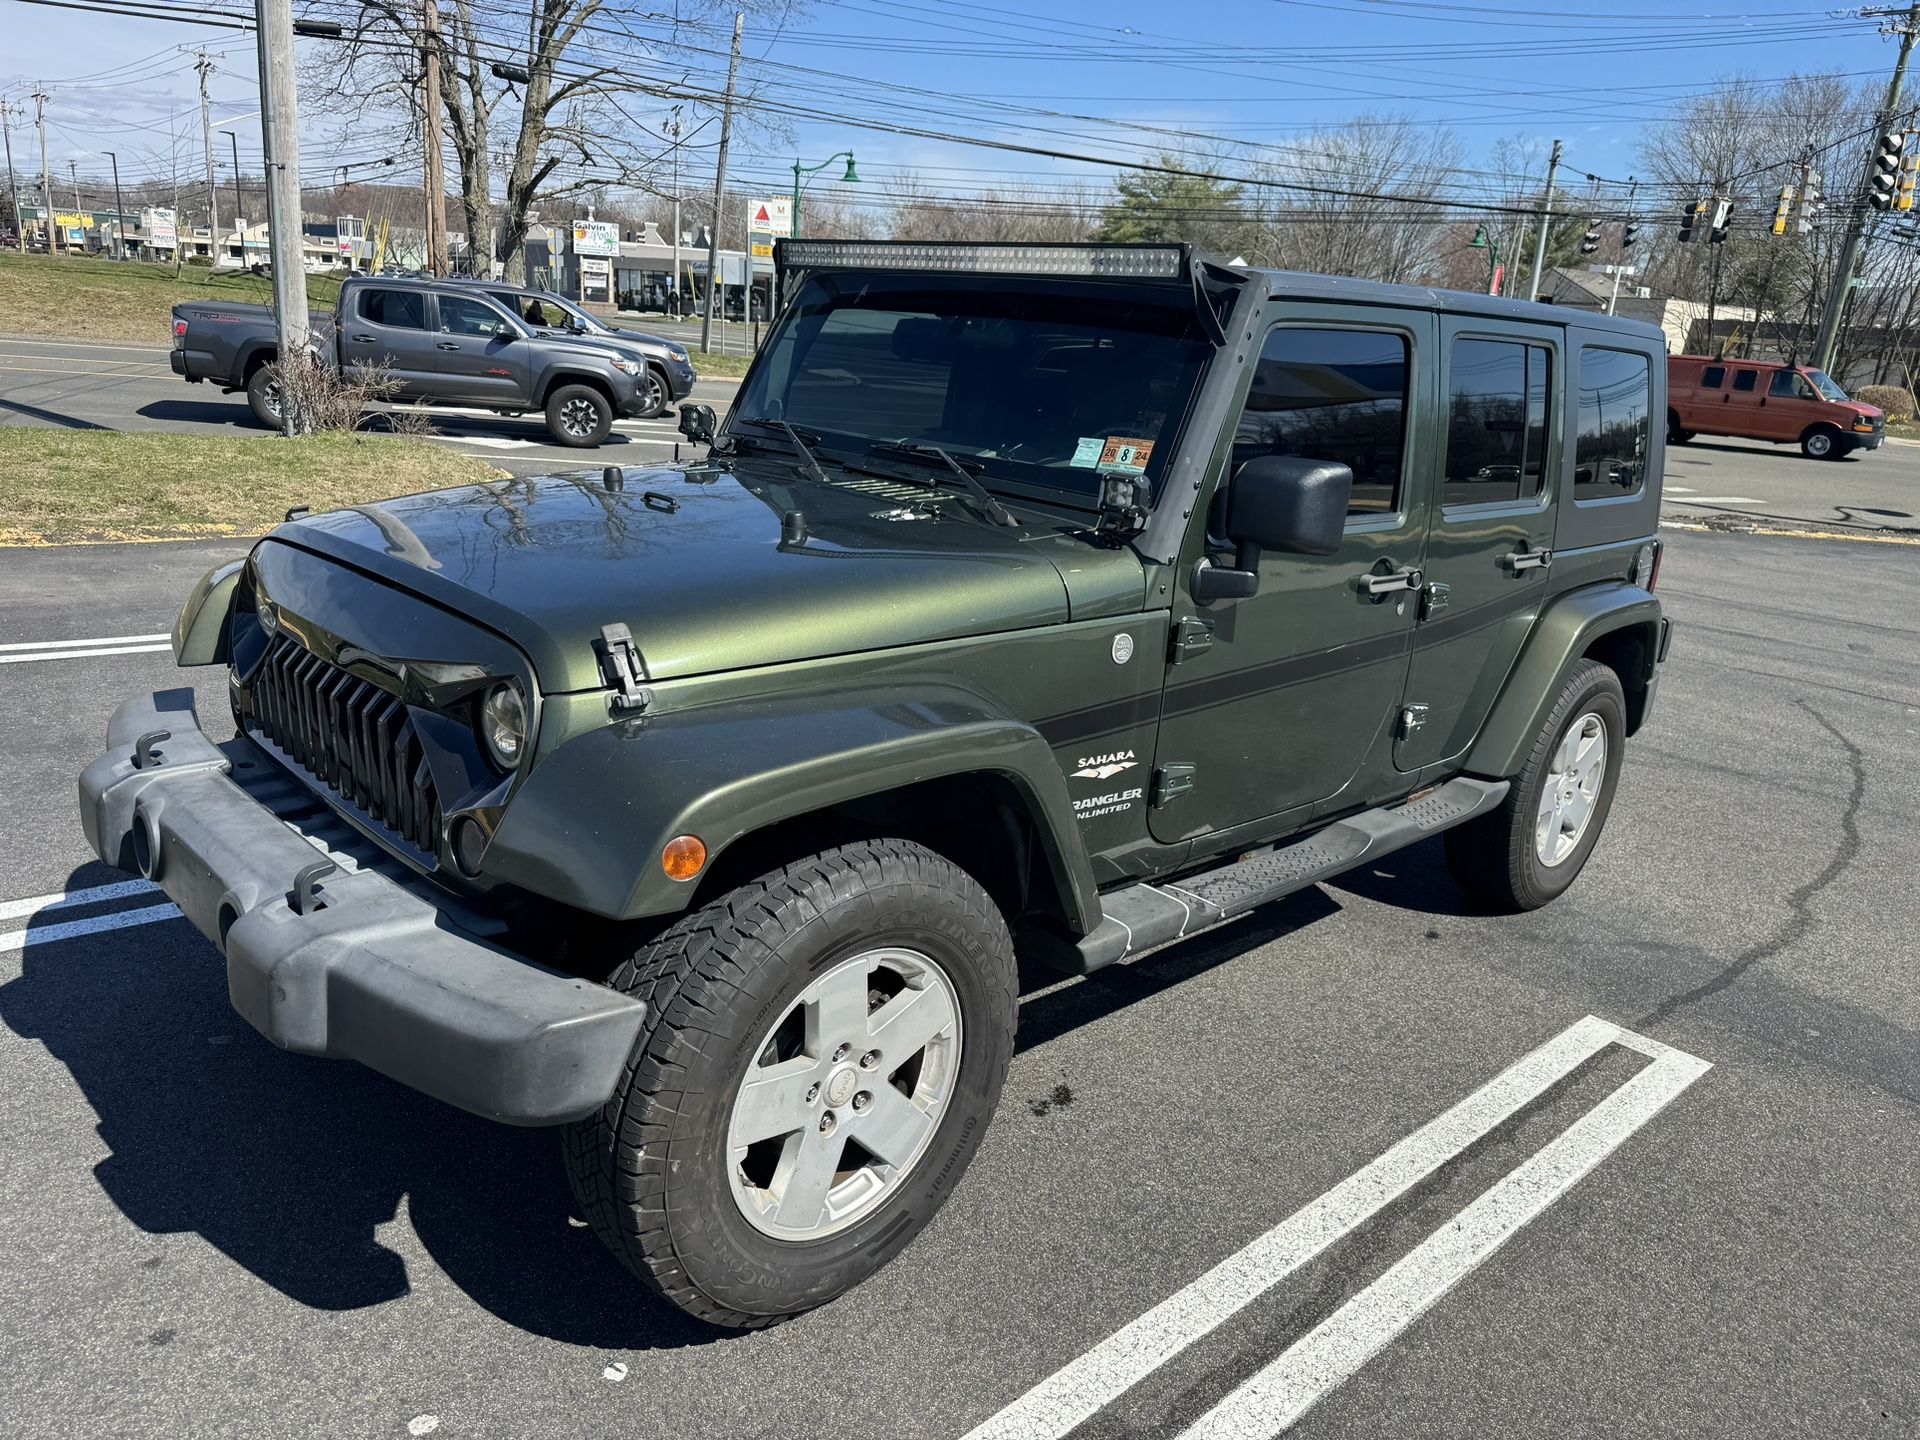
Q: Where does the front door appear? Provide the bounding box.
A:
[1396,317,1559,770]
[430,293,531,406]
[1762,366,1823,443]
[1150,308,1432,848]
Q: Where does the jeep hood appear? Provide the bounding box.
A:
[273,461,1147,693]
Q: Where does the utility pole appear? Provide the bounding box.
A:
[195,54,220,265]
[1,103,21,245]
[104,150,126,258]
[1608,178,1638,317]
[1526,137,1563,302]
[700,10,743,354]
[32,88,58,254]
[68,159,82,247]
[1812,1,1920,373]
[420,0,448,275]
[227,129,244,261]
[667,106,682,317]
[255,0,311,433]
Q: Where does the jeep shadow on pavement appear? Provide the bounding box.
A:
[77,240,1673,1331]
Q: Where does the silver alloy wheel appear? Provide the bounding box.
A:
[635,369,664,415]
[260,379,282,419]
[560,395,601,437]
[727,947,962,1242]
[1805,430,1833,456]
[1536,710,1607,867]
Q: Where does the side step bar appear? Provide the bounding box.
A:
[1055,777,1509,975]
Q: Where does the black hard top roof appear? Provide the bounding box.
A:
[1249,266,1668,344]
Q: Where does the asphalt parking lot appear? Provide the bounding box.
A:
[0,334,738,477]
[1,439,1916,1438]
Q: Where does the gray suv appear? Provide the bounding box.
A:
[171,275,661,447]
[452,279,698,418]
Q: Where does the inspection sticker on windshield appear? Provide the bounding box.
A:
[1072,436,1154,472]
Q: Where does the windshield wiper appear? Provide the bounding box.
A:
[869,441,1017,527]
[732,416,830,483]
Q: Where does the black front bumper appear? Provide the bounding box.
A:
[78,691,646,1126]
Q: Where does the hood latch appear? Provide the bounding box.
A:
[596,623,651,713]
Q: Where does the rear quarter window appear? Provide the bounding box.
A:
[1574,347,1652,502]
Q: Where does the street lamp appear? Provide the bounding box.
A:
[1469,224,1502,297]
[790,149,858,241]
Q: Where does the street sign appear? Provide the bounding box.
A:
[749,231,774,260]
[750,198,792,238]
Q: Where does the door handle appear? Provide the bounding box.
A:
[350,334,375,343]
[436,341,461,350]
[1356,566,1422,596]
[1500,548,1552,573]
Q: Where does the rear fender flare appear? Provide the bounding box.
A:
[485,688,1101,931]
[1464,583,1663,779]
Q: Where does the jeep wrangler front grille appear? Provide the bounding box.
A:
[247,632,442,862]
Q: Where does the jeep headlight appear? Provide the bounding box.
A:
[611,357,643,376]
[255,587,278,635]
[480,681,527,769]
[666,343,689,362]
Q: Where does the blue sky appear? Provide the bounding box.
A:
[0,0,1886,217]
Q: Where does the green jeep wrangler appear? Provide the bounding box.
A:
[79,241,1672,1328]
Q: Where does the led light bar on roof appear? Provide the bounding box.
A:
[775,239,1188,282]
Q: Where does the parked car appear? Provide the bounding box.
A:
[1668,354,1883,458]
[88,241,1671,1329]
[169,274,661,445]
[446,277,697,417]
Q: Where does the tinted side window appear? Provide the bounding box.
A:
[1700,365,1725,388]
[1443,338,1551,506]
[360,288,426,330]
[1731,369,1757,393]
[1574,347,1652,501]
[1236,327,1410,515]
[439,295,507,336]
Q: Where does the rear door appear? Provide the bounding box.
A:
[430,293,532,406]
[1722,365,1781,438]
[339,286,438,395]
[1395,317,1559,771]
[1678,360,1725,434]
[1150,304,1431,849]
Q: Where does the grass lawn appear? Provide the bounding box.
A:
[0,428,504,546]
[688,350,754,377]
[0,253,342,346]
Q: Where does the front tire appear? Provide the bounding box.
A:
[633,366,668,419]
[545,382,613,446]
[1445,659,1627,912]
[1801,425,1841,459]
[565,839,1017,1328]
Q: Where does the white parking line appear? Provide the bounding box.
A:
[0,877,159,923]
[0,632,170,652]
[0,902,183,953]
[1677,495,1760,505]
[964,1016,1708,1440]
[1179,1030,1710,1438]
[0,643,173,665]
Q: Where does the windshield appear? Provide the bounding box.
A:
[1805,369,1849,403]
[734,274,1212,505]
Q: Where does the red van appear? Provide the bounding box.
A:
[1667,355,1883,459]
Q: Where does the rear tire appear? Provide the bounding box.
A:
[545,383,613,447]
[564,838,1017,1328]
[1666,411,1693,444]
[1801,425,1841,459]
[245,364,284,429]
[1445,659,1626,912]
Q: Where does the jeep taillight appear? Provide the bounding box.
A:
[1630,540,1662,592]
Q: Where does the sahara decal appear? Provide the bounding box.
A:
[1072,749,1137,780]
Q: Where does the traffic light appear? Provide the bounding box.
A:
[1797,167,1822,233]
[1579,220,1600,255]
[1900,135,1919,211]
[1708,198,1733,244]
[1771,184,1793,235]
[1622,220,1641,249]
[1678,199,1707,242]
[1869,131,1904,210]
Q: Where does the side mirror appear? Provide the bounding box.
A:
[1192,455,1354,604]
[493,322,515,340]
[678,402,718,445]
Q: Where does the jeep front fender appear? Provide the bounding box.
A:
[1464,582,1663,779]
[171,558,244,666]
[484,687,1101,932]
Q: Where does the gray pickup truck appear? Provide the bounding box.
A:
[170,274,664,446]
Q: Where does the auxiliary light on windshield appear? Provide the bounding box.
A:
[775,239,1188,281]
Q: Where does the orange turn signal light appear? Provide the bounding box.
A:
[662,834,707,881]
